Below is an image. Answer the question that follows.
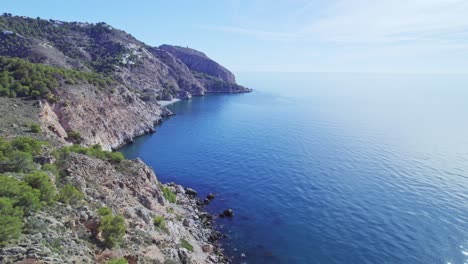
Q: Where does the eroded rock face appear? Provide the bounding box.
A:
[159,45,236,83]
[47,83,163,150]
[0,153,227,264]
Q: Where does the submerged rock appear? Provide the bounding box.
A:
[207,193,216,200]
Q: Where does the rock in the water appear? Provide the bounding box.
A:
[206,193,215,200]
[185,188,197,196]
[220,209,234,217]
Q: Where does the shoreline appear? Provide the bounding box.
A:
[116,97,234,263]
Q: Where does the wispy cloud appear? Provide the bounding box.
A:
[199,0,468,73]
[201,0,468,44]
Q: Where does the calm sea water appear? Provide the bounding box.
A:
[120,73,468,264]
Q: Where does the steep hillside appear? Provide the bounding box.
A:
[0,14,250,98]
[0,138,227,264]
[0,13,251,149]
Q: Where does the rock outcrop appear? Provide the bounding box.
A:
[41,83,165,150]
[159,45,236,84]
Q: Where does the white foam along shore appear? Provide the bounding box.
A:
[158,98,181,107]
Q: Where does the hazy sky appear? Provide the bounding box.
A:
[3,0,468,74]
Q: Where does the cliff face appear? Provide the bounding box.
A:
[0,14,251,149]
[41,83,166,150]
[158,45,236,84]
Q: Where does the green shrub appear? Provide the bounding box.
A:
[57,184,83,205]
[11,136,45,155]
[107,258,128,264]
[0,175,41,214]
[180,239,194,252]
[67,131,81,143]
[162,187,176,203]
[0,136,47,173]
[29,123,41,133]
[58,144,125,164]
[41,163,59,177]
[24,171,56,204]
[108,152,124,163]
[0,137,13,154]
[153,216,165,228]
[0,150,35,173]
[0,197,24,246]
[23,215,47,235]
[99,208,126,248]
[97,206,112,217]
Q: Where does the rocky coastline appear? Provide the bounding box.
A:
[0,150,232,264]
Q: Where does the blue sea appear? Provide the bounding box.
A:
[120,73,468,264]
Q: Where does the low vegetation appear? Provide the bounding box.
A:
[0,56,114,100]
[162,186,177,203]
[29,123,41,133]
[24,171,56,204]
[66,131,81,144]
[57,184,83,205]
[153,216,166,229]
[55,144,124,164]
[0,136,46,173]
[180,239,194,252]
[107,258,128,264]
[0,197,24,246]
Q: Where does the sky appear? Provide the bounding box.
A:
[2,0,468,74]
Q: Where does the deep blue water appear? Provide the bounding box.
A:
[120,73,468,264]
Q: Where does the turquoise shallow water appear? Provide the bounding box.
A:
[120,73,468,264]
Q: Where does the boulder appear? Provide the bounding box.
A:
[185,188,197,196]
[183,218,194,227]
[202,244,214,254]
[220,209,234,218]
